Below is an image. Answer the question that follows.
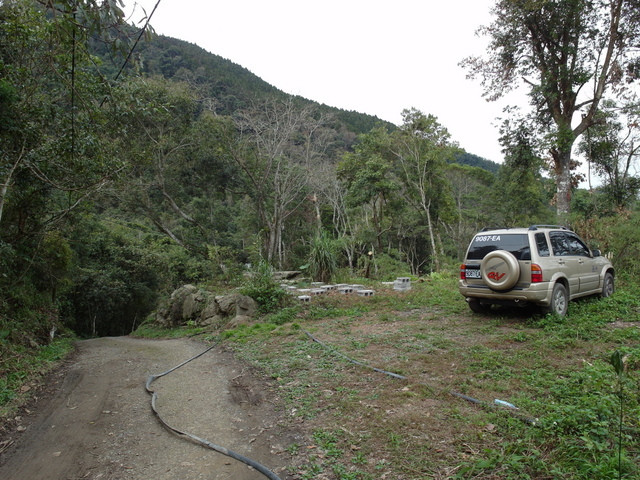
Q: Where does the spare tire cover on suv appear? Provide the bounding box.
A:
[480,250,520,291]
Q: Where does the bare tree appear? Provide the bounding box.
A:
[313,162,361,270]
[232,98,329,266]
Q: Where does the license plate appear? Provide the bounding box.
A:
[466,269,481,279]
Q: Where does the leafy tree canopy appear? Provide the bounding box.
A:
[461,0,640,222]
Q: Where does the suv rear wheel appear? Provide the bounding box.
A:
[541,283,568,316]
[467,299,491,313]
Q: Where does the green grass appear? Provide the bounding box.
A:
[0,337,75,416]
[128,273,640,479]
[224,273,640,479]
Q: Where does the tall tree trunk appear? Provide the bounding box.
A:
[553,148,572,226]
[265,214,285,268]
[266,223,277,264]
[425,199,440,272]
[0,150,24,227]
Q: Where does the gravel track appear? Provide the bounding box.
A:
[0,337,299,480]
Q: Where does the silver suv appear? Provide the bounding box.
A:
[459,226,615,316]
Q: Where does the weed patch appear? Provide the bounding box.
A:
[0,337,75,417]
[224,275,640,479]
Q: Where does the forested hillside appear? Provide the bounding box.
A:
[133,34,398,136]
[0,0,638,357]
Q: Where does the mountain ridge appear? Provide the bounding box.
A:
[101,30,500,171]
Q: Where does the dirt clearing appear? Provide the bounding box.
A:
[0,337,300,480]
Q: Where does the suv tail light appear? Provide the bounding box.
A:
[531,264,543,283]
[460,264,466,280]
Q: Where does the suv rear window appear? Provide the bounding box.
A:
[467,233,531,261]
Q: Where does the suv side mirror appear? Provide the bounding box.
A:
[592,249,601,257]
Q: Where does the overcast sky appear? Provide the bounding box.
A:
[124,0,520,163]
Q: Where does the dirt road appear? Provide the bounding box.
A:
[0,337,300,480]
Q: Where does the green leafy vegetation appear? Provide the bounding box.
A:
[462,0,640,223]
[309,230,339,283]
[239,261,291,314]
[2,0,637,354]
[0,337,75,416]
[1,3,639,478]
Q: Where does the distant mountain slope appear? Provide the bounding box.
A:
[453,152,500,173]
[106,32,499,171]
[135,35,395,135]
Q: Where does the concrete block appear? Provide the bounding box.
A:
[393,277,412,291]
[357,289,375,297]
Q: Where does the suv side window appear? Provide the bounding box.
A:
[549,231,570,256]
[535,232,550,257]
[566,233,590,257]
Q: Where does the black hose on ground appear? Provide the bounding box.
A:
[145,341,282,480]
[304,330,408,381]
[304,330,538,425]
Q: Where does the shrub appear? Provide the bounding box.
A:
[365,250,409,280]
[573,209,640,277]
[309,231,338,283]
[240,260,289,314]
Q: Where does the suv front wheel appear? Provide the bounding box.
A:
[541,283,568,316]
[601,272,614,298]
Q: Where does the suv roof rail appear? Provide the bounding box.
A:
[528,225,569,231]
[480,227,508,232]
